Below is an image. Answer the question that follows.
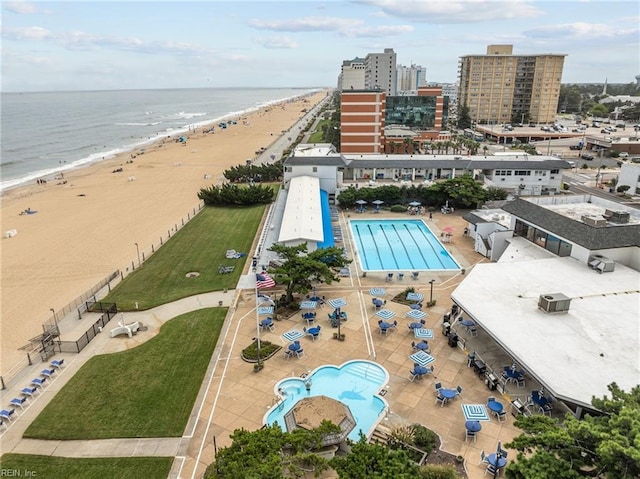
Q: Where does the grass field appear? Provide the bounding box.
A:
[25,308,225,440]
[103,205,265,310]
[0,454,173,479]
[308,119,330,143]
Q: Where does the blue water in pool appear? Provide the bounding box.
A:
[264,360,389,441]
[350,219,461,271]
[317,189,334,249]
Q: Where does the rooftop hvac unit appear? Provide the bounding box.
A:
[581,215,607,227]
[604,209,630,224]
[538,293,571,314]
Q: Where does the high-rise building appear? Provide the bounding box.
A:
[365,48,397,95]
[396,64,427,93]
[340,90,386,154]
[340,57,366,91]
[458,44,566,124]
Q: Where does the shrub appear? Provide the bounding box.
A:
[390,204,407,213]
[242,340,281,362]
[411,424,437,452]
[418,464,458,479]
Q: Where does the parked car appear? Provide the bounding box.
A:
[631,157,640,163]
[581,153,594,160]
[618,152,629,158]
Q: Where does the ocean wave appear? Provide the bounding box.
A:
[166,111,208,120]
[115,122,162,126]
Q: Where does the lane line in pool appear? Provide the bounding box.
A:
[413,223,449,269]
[377,224,401,270]
[391,224,417,270]
[400,223,431,268]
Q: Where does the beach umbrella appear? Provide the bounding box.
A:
[355,200,367,205]
[300,300,318,310]
[257,294,275,305]
[376,309,396,320]
[369,287,386,296]
[328,298,347,309]
[408,201,421,207]
[461,404,490,421]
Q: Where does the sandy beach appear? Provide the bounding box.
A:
[0,90,327,376]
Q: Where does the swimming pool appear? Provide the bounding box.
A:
[350,219,461,271]
[264,360,389,441]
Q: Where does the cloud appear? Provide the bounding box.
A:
[341,24,414,38]
[4,1,51,15]
[257,36,299,49]
[2,25,52,40]
[248,16,357,32]
[358,0,542,23]
[523,22,639,42]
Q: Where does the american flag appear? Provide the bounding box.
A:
[256,272,276,289]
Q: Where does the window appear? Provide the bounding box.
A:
[514,170,531,176]
[312,167,318,172]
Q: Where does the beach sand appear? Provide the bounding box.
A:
[0,90,328,376]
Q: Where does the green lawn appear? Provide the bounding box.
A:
[104,205,265,310]
[0,454,173,479]
[308,119,330,143]
[25,308,225,439]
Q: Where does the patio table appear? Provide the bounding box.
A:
[441,388,457,400]
[413,341,429,351]
[487,453,507,469]
[465,420,482,432]
[488,400,504,414]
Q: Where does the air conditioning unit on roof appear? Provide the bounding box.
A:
[538,293,571,314]
[581,215,607,227]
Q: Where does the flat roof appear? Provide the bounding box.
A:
[278,175,324,244]
[451,254,640,409]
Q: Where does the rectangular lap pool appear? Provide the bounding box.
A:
[349,219,461,272]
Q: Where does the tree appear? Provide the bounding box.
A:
[330,435,419,478]
[589,103,609,118]
[268,243,351,304]
[430,175,488,208]
[205,423,340,479]
[504,384,640,479]
[457,104,472,129]
[485,186,509,200]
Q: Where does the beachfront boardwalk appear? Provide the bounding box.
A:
[1,211,526,479]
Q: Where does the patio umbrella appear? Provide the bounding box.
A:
[408,201,421,207]
[442,226,455,234]
[461,404,490,421]
[407,292,424,302]
[257,294,275,305]
[328,298,347,309]
[257,306,274,315]
[300,301,318,310]
[372,199,384,211]
[355,200,367,205]
[369,287,386,296]
[406,309,428,320]
[376,309,396,320]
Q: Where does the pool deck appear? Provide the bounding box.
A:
[1,209,527,479]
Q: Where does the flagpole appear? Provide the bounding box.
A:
[255,282,262,370]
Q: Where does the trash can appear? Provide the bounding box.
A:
[447,332,458,348]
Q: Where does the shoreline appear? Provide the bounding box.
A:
[0,90,328,376]
[1,89,321,194]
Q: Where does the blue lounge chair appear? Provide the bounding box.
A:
[51,359,65,369]
[0,409,15,421]
[31,377,47,388]
[10,397,27,409]
[41,368,55,378]
[21,386,38,398]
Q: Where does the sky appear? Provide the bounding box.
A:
[2,0,639,92]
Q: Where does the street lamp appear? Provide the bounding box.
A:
[134,242,141,267]
[428,279,435,304]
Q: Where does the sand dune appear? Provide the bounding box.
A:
[0,91,327,376]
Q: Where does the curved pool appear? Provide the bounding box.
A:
[264,360,389,441]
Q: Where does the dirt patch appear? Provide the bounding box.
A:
[426,434,468,478]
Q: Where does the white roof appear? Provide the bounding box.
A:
[278,176,324,243]
[451,253,640,408]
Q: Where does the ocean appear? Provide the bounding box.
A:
[1,87,319,192]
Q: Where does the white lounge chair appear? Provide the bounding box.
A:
[110,314,141,338]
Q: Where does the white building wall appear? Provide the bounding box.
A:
[341,64,366,90]
[365,48,397,95]
[618,163,640,196]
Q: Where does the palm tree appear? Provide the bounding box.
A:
[482,145,489,156]
[389,141,397,154]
